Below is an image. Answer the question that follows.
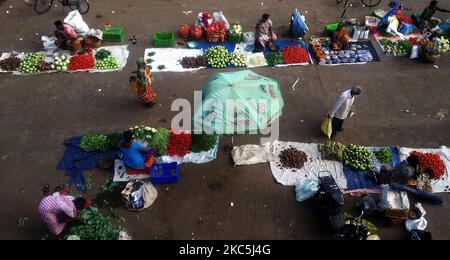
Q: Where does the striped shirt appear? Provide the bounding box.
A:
[38,193,76,235]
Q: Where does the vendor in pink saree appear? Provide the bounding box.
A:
[255,13,277,52]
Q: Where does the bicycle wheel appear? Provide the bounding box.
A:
[361,0,382,7]
[34,0,53,14]
[69,0,89,14]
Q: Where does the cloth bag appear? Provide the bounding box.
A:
[321,118,333,139]
[121,180,157,211]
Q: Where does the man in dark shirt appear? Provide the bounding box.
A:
[418,1,450,29]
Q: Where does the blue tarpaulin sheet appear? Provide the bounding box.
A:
[344,146,401,191]
[57,136,119,192]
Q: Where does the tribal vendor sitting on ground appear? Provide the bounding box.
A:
[54,20,81,52]
[255,13,278,52]
[373,154,419,185]
[331,23,350,51]
[120,131,155,170]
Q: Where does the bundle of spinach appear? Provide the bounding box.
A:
[95,49,112,60]
[149,127,169,155]
[80,134,110,152]
[64,207,122,240]
[265,52,283,66]
[190,132,217,153]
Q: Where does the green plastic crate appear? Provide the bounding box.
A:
[154,32,175,47]
[103,28,125,42]
[324,23,339,32]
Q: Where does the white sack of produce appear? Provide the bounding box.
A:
[64,10,90,36]
[42,36,58,55]
[231,143,273,166]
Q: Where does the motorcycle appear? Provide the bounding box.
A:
[314,171,377,240]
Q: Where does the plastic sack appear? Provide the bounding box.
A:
[405,203,428,232]
[321,118,333,139]
[295,180,319,202]
[243,31,255,45]
[410,45,419,59]
[386,16,403,37]
[64,10,89,36]
[121,180,157,211]
[212,11,230,29]
[42,36,58,55]
[291,8,309,38]
[87,29,103,41]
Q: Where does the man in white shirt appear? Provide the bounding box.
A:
[328,86,362,138]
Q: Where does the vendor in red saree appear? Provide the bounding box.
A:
[255,13,278,52]
[331,23,350,51]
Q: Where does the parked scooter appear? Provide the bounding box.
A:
[314,171,376,240]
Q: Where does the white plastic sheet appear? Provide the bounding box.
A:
[156,137,219,164]
[269,141,347,188]
[144,48,205,72]
[91,45,129,73]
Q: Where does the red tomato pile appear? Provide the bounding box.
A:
[167,130,192,156]
[411,151,446,180]
[282,46,310,64]
[68,54,95,71]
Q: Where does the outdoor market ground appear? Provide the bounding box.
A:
[0,0,449,240]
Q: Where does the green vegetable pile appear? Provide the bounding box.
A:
[380,39,412,56]
[265,52,283,66]
[96,55,120,70]
[319,141,346,161]
[106,132,122,150]
[64,207,122,240]
[149,127,169,155]
[190,132,218,153]
[51,55,70,71]
[375,148,393,163]
[230,52,247,67]
[19,52,44,74]
[80,134,110,152]
[95,49,112,60]
[343,144,374,171]
[204,46,231,68]
[437,36,450,53]
[129,125,157,144]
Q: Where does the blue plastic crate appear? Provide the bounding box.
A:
[150,162,179,185]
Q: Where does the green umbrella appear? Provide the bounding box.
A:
[194,70,284,134]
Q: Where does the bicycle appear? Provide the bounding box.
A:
[337,0,382,19]
[34,0,90,15]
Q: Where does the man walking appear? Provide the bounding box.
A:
[328,86,362,138]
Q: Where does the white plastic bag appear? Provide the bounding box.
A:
[213,11,230,29]
[42,36,58,55]
[295,180,319,202]
[87,29,103,41]
[64,10,89,36]
[410,45,419,59]
[405,203,428,232]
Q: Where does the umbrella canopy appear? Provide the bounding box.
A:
[194,70,284,134]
